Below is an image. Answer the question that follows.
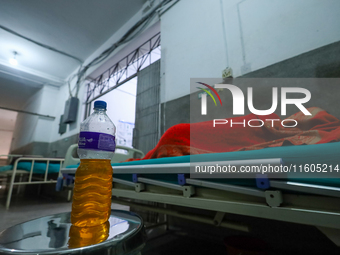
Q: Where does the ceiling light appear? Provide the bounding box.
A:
[9,51,18,66]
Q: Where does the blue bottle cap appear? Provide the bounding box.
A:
[94,100,107,110]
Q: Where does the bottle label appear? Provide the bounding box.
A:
[78,132,116,152]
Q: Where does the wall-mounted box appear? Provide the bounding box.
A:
[63,97,79,124]
[58,115,67,134]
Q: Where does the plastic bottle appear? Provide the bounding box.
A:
[71,100,116,227]
[68,221,110,248]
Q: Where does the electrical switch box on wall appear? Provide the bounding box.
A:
[58,115,67,134]
[63,97,79,124]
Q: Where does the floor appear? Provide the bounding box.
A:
[142,229,227,255]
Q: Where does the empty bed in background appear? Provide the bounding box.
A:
[1,156,64,209]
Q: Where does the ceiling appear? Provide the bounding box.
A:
[0,0,146,110]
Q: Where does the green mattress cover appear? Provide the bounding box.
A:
[68,143,340,187]
[111,142,339,167]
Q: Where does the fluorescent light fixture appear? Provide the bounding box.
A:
[9,51,18,65]
[9,58,17,65]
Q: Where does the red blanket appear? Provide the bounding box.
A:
[130,107,340,160]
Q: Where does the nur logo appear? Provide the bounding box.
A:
[198,83,312,116]
[197,82,222,115]
[197,82,312,128]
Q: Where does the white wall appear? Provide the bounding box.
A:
[0,130,14,156]
[160,0,340,103]
[33,85,61,142]
[0,109,17,156]
[49,80,87,142]
[11,87,43,150]
[10,85,60,151]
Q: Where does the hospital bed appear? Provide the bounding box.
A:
[0,155,64,210]
[61,142,340,246]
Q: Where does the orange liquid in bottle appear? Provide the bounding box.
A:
[71,159,112,227]
[68,221,110,248]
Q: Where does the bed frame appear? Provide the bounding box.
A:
[2,157,64,210]
[61,155,340,246]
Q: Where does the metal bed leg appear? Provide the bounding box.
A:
[17,174,23,195]
[67,189,73,202]
[6,170,16,210]
[37,184,42,196]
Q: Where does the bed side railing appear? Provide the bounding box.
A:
[6,157,64,209]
